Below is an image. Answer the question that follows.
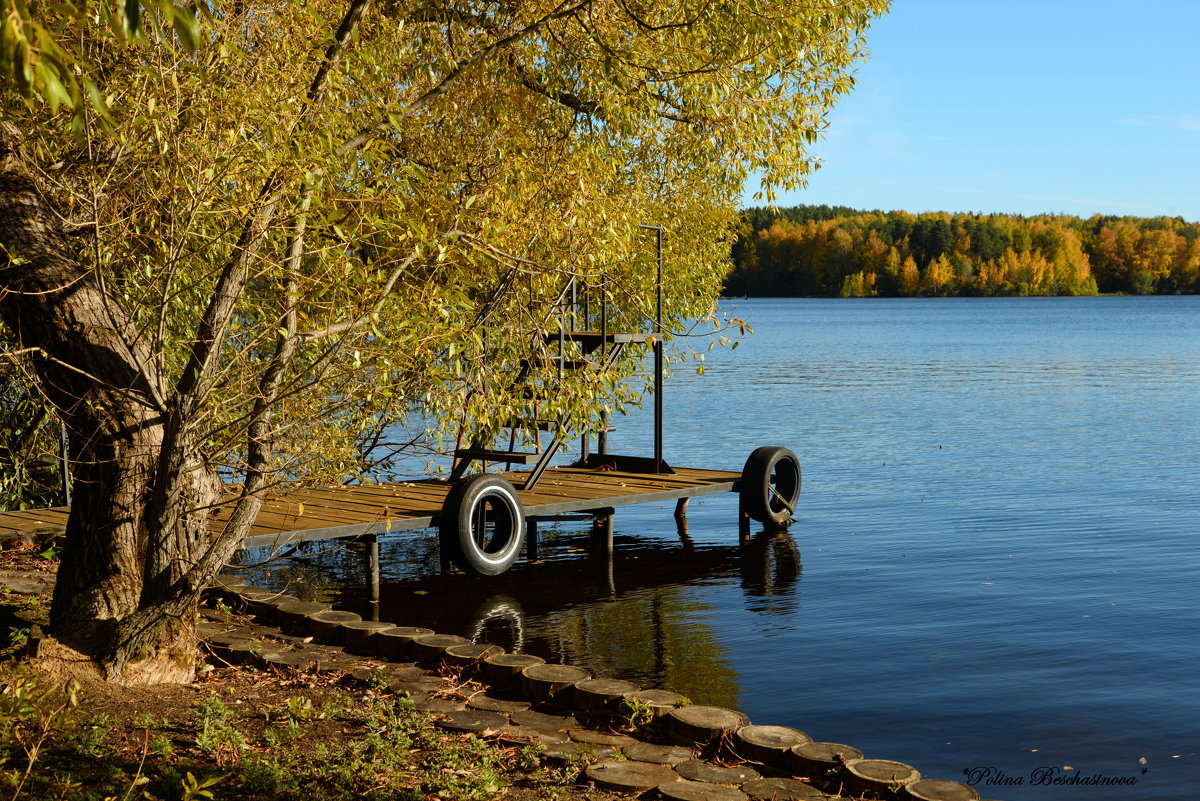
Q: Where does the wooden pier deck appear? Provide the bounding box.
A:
[0,466,741,551]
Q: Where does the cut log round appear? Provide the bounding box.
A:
[347,666,391,687]
[675,760,761,785]
[410,633,470,663]
[667,705,750,745]
[374,626,434,661]
[209,575,246,595]
[308,610,362,641]
[901,779,981,801]
[263,650,321,672]
[658,779,750,801]
[482,652,546,687]
[467,693,530,714]
[218,638,260,665]
[538,741,617,763]
[433,709,509,733]
[205,627,255,647]
[509,708,578,736]
[569,728,638,747]
[239,588,294,620]
[339,620,395,653]
[842,759,921,799]
[388,676,447,696]
[622,688,685,718]
[733,725,812,768]
[520,663,591,704]
[621,741,695,765]
[273,600,332,635]
[571,677,641,712]
[443,642,505,668]
[502,723,568,743]
[196,621,224,639]
[585,760,680,793]
[741,777,827,801]
[386,664,429,682]
[413,697,468,714]
[787,741,863,789]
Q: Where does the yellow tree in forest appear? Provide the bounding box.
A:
[920,254,953,295]
[898,254,920,296]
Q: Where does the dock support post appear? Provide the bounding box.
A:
[674,497,689,520]
[676,496,696,546]
[589,511,617,595]
[674,497,693,546]
[526,518,540,562]
[365,534,380,619]
[590,509,615,556]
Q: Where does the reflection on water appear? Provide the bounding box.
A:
[230,526,801,709]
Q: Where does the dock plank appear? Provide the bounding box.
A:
[0,465,741,551]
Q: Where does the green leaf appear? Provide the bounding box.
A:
[170,6,200,52]
[123,0,141,40]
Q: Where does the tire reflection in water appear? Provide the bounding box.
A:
[740,529,802,615]
[468,594,526,653]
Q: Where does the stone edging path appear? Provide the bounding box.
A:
[203,576,998,801]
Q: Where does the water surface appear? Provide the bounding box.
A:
[235,296,1199,799]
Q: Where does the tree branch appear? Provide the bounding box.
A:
[174,0,373,412]
[294,247,422,344]
[511,58,604,118]
[340,0,597,155]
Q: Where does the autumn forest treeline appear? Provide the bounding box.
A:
[725,206,1200,297]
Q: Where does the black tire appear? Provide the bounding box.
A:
[741,446,801,525]
[440,474,525,576]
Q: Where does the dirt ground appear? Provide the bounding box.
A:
[0,548,629,801]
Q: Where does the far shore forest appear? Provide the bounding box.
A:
[726,205,1200,297]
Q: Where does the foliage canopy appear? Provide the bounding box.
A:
[5,0,887,482]
[0,0,887,681]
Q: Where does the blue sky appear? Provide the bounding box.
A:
[745,0,1200,221]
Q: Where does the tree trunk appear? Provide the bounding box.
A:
[0,166,221,684]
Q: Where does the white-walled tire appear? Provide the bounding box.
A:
[440,474,525,576]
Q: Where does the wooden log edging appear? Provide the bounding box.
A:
[202,576,996,801]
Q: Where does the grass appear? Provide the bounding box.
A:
[0,658,641,801]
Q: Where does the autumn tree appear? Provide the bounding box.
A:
[732,206,1200,297]
[897,254,920,296]
[1,0,890,682]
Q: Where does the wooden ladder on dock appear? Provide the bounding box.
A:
[451,225,672,491]
[449,270,659,490]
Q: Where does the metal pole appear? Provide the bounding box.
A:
[653,227,664,473]
[366,534,380,611]
[58,422,71,506]
[599,274,609,456]
[639,224,665,473]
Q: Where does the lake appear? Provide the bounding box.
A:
[233,295,1199,799]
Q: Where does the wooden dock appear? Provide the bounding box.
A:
[0,465,741,551]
